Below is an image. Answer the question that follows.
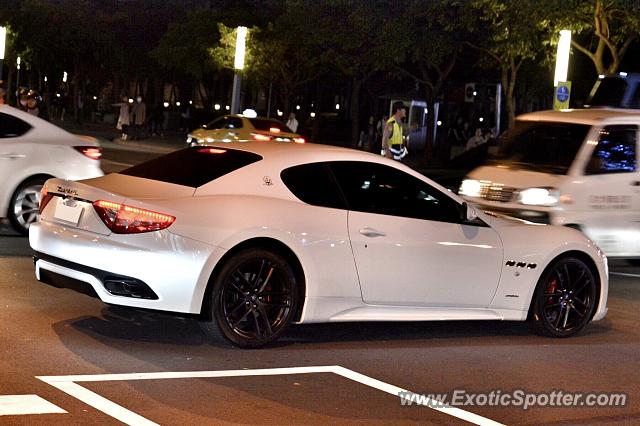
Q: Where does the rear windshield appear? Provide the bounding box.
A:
[494,121,590,174]
[120,147,262,187]
[249,118,292,132]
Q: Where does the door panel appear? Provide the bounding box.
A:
[329,161,503,307]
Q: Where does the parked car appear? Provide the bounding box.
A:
[30,142,607,348]
[460,108,640,260]
[186,114,305,146]
[0,105,103,234]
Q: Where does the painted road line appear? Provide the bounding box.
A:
[0,395,67,416]
[38,366,503,426]
[610,272,640,278]
[333,366,504,426]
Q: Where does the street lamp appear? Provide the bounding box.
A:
[554,30,571,87]
[231,26,247,114]
[15,56,20,100]
[0,26,6,81]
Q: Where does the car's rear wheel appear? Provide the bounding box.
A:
[202,248,299,348]
[530,257,597,337]
[9,178,46,235]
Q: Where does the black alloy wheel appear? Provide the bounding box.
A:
[530,257,597,337]
[204,248,298,348]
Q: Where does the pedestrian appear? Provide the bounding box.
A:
[26,91,39,116]
[466,127,486,150]
[381,101,408,161]
[286,112,299,133]
[130,96,146,140]
[113,96,130,140]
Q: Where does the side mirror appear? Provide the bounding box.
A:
[459,202,478,222]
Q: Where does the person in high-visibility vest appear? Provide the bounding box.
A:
[381,101,408,160]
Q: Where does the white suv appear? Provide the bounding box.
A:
[460,108,640,259]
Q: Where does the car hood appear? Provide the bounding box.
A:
[467,165,565,189]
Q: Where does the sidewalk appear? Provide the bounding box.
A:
[55,119,186,154]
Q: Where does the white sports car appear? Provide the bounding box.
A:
[0,105,103,234]
[29,142,608,348]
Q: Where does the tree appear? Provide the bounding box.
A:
[388,0,467,160]
[547,0,640,75]
[300,0,392,146]
[465,0,550,129]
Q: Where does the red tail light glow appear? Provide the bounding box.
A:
[93,200,175,234]
[293,137,306,144]
[198,148,227,154]
[74,146,103,160]
[39,186,54,214]
[252,133,272,141]
[269,127,281,133]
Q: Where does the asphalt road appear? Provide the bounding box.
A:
[0,148,639,425]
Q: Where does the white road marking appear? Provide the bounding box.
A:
[0,394,67,416]
[610,272,640,278]
[38,366,503,426]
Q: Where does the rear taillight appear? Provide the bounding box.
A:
[293,137,305,144]
[93,200,175,234]
[39,186,54,214]
[74,146,103,160]
[252,133,272,141]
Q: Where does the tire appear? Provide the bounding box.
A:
[8,178,47,235]
[201,248,299,348]
[529,257,597,338]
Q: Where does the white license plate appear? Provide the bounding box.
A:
[53,198,83,226]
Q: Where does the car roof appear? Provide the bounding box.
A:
[517,108,640,125]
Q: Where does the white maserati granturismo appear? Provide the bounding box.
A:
[0,105,103,234]
[29,142,608,348]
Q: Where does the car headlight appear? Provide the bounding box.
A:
[459,179,482,197]
[517,187,560,206]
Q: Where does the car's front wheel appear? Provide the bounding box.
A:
[9,178,46,235]
[530,256,597,337]
[202,248,299,348]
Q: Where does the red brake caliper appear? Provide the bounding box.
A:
[545,278,558,306]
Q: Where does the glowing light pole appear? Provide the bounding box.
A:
[231,26,247,114]
[553,30,572,110]
[15,56,20,99]
[0,26,6,81]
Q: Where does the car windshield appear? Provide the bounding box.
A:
[587,77,628,107]
[249,118,292,132]
[493,121,590,174]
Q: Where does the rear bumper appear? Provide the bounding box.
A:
[29,220,224,314]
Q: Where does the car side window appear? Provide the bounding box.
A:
[0,113,32,138]
[225,117,243,129]
[329,161,461,223]
[281,163,347,210]
[585,125,637,175]
[205,117,227,130]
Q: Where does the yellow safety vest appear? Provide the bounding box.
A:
[387,116,403,146]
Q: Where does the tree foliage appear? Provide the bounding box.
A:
[544,0,640,75]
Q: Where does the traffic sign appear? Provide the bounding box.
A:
[554,81,571,110]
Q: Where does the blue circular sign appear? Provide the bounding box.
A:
[556,85,570,102]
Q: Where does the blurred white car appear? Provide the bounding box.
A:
[30,142,607,348]
[460,108,640,260]
[187,114,305,146]
[0,105,103,234]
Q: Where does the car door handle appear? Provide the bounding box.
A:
[631,181,640,186]
[359,227,386,238]
[0,153,26,160]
